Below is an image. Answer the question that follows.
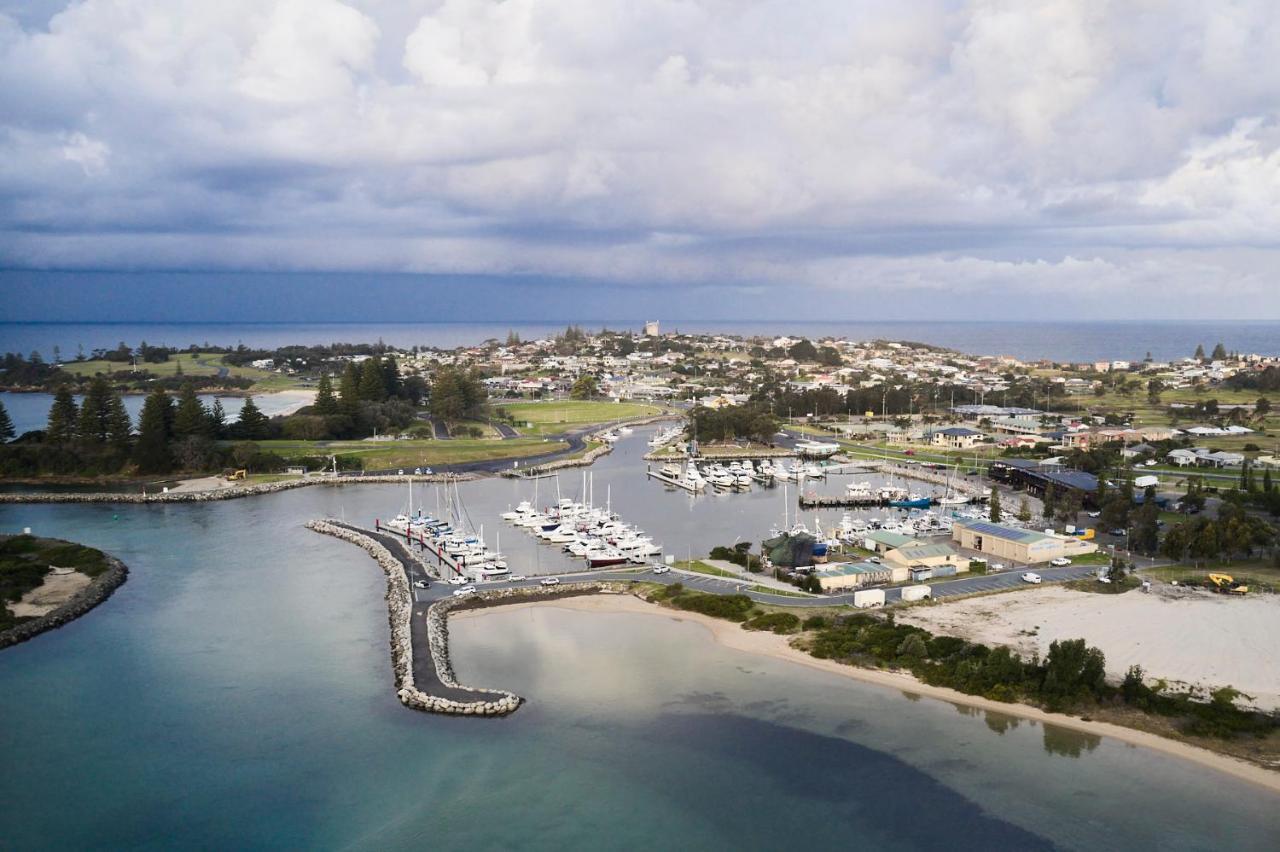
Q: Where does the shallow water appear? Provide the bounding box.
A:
[0,431,1276,849]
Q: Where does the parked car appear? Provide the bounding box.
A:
[989,562,1006,571]
[540,577,561,586]
[509,575,527,582]
[1086,511,1101,518]
[452,587,476,598]
[413,580,429,589]
[448,576,467,586]
[652,565,671,575]
[1049,557,1072,567]
[1110,529,1127,537]
[1021,572,1042,584]
[868,556,882,564]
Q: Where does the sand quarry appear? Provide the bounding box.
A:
[900,585,1280,711]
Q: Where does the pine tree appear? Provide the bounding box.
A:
[134,387,174,474]
[314,374,339,416]
[1017,497,1032,522]
[359,357,386,401]
[381,357,401,399]
[236,396,270,440]
[1264,467,1274,494]
[1210,342,1227,361]
[988,487,1002,523]
[173,383,209,438]
[77,376,113,444]
[209,399,227,439]
[105,393,132,450]
[339,362,361,416]
[0,397,14,441]
[1193,343,1205,361]
[47,385,79,444]
[1041,482,1058,519]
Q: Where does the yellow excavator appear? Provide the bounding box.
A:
[226,469,248,482]
[1206,573,1248,595]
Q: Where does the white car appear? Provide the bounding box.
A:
[652,565,671,575]
[989,562,1006,571]
[509,575,527,582]
[1049,557,1072,567]
[451,587,476,597]
[1021,572,1042,584]
[413,580,429,589]
[540,577,561,586]
[448,576,467,586]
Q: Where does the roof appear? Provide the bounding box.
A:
[815,562,891,578]
[888,543,957,561]
[957,521,1056,544]
[863,530,916,548]
[934,427,983,437]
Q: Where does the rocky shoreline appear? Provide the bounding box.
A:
[0,473,480,505]
[0,552,129,650]
[306,519,633,717]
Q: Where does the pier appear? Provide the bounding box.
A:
[644,467,701,492]
[373,519,470,580]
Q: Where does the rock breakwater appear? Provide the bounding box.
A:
[0,553,128,650]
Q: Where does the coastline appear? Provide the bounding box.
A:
[0,553,129,650]
[451,593,1280,796]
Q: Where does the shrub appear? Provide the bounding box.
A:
[802,615,829,630]
[670,592,754,622]
[744,612,800,634]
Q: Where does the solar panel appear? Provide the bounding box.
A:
[961,521,1044,542]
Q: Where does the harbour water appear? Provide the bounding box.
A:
[3,319,1278,364]
[1,430,1278,848]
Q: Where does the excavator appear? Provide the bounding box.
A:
[1206,573,1248,595]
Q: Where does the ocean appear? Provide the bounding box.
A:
[2,320,1278,363]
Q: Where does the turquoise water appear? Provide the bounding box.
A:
[2,479,1279,848]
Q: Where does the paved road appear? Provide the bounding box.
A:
[430,419,451,440]
[402,540,1103,608]
[493,422,520,439]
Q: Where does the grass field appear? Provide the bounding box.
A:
[254,437,564,469]
[59,352,300,391]
[498,400,660,435]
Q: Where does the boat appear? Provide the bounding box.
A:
[937,494,970,506]
[587,548,630,568]
[889,496,932,509]
[660,463,682,479]
[793,440,840,459]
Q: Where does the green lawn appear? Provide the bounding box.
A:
[498,400,660,435]
[253,437,564,469]
[676,559,739,578]
[1138,562,1280,590]
[59,351,302,391]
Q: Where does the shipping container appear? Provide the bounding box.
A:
[901,585,932,602]
[853,589,885,608]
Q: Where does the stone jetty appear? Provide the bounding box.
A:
[0,473,479,506]
[308,519,635,718]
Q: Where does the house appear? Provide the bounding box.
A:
[1120,442,1157,460]
[928,427,985,449]
[1197,450,1244,468]
[1167,449,1199,467]
[862,531,918,554]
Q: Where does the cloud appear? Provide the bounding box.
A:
[1,0,1279,316]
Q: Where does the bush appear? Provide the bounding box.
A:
[802,615,829,630]
[744,612,800,634]
[670,592,754,622]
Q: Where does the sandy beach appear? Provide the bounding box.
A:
[451,593,1280,795]
[8,569,91,618]
[899,585,1280,711]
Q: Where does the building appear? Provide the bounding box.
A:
[643,320,660,337]
[990,458,1099,505]
[814,561,893,591]
[928,427,986,449]
[882,543,968,583]
[862,530,918,553]
[952,520,1097,565]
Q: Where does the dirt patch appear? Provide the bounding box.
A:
[9,570,92,617]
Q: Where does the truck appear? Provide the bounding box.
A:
[852,588,885,608]
[900,585,932,602]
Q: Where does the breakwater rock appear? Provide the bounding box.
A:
[307,519,637,717]
[0,473,479,506]
[0,552,128,651]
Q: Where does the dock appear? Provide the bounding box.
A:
[374,519,471,580]
[644,467,702,492]
[799,495,896,509]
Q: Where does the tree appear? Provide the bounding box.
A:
[209,398,227,439]
[787,339,818,361]
[988,487,1002,522]
[1041,482,1058,519]
[1194,343,1205,361]
[430,368,487,425]
[1042,639,1107,706]
[381,357,402,400]
[236,396,271,440]
[313,374,339,416]
[0,397,13,441]
[46,385,79,444]
[359,357,387,401]
[1131,490,1160,555]
[571,374,599,400]
[1057,489,1083,523]
[1255,397,1272,419]
[105,394,132,451]
[1265,467,1274,494]
[1017,497,1032,523]
[172,383,209,439]
[134,387,174,474]
[339,362,361,416]
[76,376,115,444]
[1210,342,1227,361]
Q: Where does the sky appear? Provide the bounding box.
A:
[1,0,1279,322]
